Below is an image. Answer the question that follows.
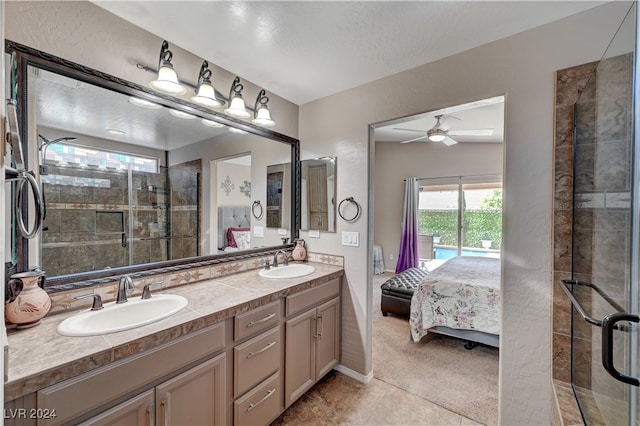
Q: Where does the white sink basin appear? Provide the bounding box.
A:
[57,294,188,337]
[259,264,315,279]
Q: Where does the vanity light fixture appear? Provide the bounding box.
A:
[169,109,197,120]
[224,76,251,119]
[201,118,225,128]
[252,89,275,127]
[128,97,162,109]
[149,41,187,96]
[191,61,225,108]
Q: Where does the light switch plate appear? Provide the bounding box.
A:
[341,231,359,247]
[308,230,320,238]
[278,228,288,235]
[253,226,264,238]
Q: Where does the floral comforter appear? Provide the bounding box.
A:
[409,256,500,342]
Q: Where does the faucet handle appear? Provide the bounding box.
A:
[76,293,103,311]
[264,259,271,270]
[141,281,163,300]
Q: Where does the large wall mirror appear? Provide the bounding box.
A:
[7,41,300,289]
[301,157,336,232]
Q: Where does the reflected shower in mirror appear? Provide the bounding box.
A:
[10,41,299,287]
[300,157,337,232]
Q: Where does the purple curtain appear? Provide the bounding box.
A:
[395,177,419,273]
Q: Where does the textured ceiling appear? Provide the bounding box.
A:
[93,1,606,105]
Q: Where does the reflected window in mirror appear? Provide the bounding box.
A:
[300,157,337,233]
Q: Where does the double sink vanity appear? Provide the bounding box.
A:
[4,260,343,426]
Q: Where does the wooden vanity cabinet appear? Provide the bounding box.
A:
[77,390,154,426]
[284,279,340,407]
[35,322,227,426]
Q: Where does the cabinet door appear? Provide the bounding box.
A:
[156,353,226,426]
[78,390,154,426]
[315,297,340,379]
[284,309,316,407]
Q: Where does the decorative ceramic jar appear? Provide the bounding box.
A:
[5,269,51,328]
[292,239,307,261]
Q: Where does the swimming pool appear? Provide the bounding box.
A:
[434,247,498,260]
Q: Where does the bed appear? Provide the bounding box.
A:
[380,256,500,348]
[217,206,251,252]
[409,256,500,348]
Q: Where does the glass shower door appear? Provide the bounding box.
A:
[568,3,638,424]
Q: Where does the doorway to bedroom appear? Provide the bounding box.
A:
[371,95,504,425]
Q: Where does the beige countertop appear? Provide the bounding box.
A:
[5,262,344,402]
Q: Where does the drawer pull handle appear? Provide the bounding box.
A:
[247,312,276,327]
[247,388,276,412]
[247,341,277,358]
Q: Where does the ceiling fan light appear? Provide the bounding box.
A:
[428,130,446,142]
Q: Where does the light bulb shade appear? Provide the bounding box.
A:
[201,118,225,128]
[150,41,187,95]
[428,129,447,142]
[191,83,224,107]
[150,64,187,95]
[229,127,248,134]
[224,95,251,118]
[169,109,196,120]
[252,105,275,127]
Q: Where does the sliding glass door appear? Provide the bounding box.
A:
[417,175,502,266]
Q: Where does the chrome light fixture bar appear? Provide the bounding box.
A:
[150,41,187,96]
[252,89,275,127]
[191,60,225,108]
[224,76,252,119]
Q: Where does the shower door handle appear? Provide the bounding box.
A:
[121,232,127,248]
[602,312,640,386]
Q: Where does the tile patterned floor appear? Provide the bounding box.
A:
[271,370,481,426]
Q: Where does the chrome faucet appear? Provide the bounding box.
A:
[273,250,289,267]
[116,275,134,304]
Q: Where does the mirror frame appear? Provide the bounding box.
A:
[6,40,301,289]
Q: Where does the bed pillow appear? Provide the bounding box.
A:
[231,229,251,250]
[227,227,250,247]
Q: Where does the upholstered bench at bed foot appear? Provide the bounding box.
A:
[380,267,429,317]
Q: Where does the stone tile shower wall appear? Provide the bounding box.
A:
[553,53,633,424]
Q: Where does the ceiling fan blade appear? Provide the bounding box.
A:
[392,127,425,133]
[442,136,458,146]
[400,135,429,144]
[448,128,494,136]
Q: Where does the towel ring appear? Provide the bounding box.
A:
[252,200,264,219]
[338,197,361,223]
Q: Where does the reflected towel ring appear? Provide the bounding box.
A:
[338,197,361,222]
[252,200,264,219]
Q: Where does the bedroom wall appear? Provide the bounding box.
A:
[216,162,251,208]
[374,141,503,270]
[298,2,632,424]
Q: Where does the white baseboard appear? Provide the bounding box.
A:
[334,364,374,384]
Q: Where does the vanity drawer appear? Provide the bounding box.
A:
[234,371,281,426]
[286,279,340,317]
[234,300,281,341]
[234,326,281,398]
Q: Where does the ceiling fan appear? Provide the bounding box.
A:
[395,114,493,146]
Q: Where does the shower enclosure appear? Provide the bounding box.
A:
[561,3,640,424]
[40,162,199,277]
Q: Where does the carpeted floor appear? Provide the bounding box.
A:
[372,272,499,425]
